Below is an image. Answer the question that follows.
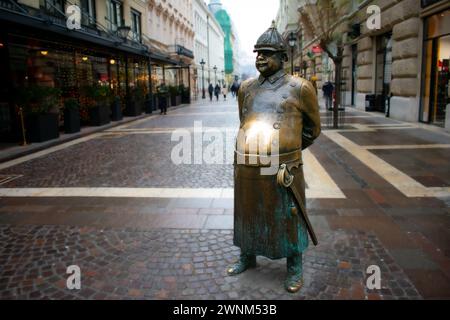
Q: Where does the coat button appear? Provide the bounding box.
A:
[243,108,248,113]
[277,114,284,121]
[290,82,297,87]
[276,106,285,113]
[273,122,281,130]
[282,93,289,99]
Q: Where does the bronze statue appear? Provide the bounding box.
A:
[228,22,321,293]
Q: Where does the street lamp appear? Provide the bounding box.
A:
[221,70,224,85]
[200,59,206,99]
[213,65,217,84]
[117,20,131,41]
[288,32,297,76]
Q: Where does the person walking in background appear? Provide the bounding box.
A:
[208,83,214,101]
[231,81,238,98]
[222,84,228,101]
[310,75,318,95]
[157,82,168,115]
[214,84,221,101]
[322,81,334,110]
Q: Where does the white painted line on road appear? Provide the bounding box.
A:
[303,149,346,199]
[0,184,345,199]
[364,144,450,150]
[0,133,103,171]
[323,131,450,198]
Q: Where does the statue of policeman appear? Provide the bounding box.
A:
[227,22,321,293]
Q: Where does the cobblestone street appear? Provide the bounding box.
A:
[0,98,449,300]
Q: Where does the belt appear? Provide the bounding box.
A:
[234,149,302,167]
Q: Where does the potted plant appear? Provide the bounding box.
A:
[111,96,123,121]
[81,85,111,126]
[144,93,153,114]
[169,85,181,106]
[63,98,80,134]
[179,84,191,104]
[126,85,144,116]
[17,86,61,143]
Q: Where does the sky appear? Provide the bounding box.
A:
[219,0,280,67]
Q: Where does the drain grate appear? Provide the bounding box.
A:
[0,174,23,186]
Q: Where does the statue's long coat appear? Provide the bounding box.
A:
[233,70,321,259]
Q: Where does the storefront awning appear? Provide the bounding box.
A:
[0,4,149,58]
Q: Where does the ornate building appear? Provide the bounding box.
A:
[145,0,195,92]
[208,0,240,83]
[285,0,450,130]
[192,0,224,98]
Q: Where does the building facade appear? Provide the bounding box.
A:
[0,0,154,142]
[192,0,224,98]
[276,0,305,76]
[293,0,450,130]
[208,0,239,83]
[145,0,195,93]
[0,0,203,144]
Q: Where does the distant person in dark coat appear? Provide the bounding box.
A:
[231,81,238,98]
[214,84,221,101]
[208,83,214,101]
[322,81,334,110]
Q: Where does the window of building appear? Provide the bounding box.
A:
[374,32,392,113]
[107,0,123,32]
[80,0,96,26]
[40,0,65,15]
[131,9,142,42]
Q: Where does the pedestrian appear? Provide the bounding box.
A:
[322,81,334,110]
[230,83,235,97]
[208,83,214,101]
[157,82,168,115]
[310,75,318,95]
[231,81,237,98]
[214,84,221,101]
[222,84,228,101]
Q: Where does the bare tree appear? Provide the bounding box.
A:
[299,0,350,128]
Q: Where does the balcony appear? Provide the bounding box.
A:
[170,44,194,59]
[0,0,147,54]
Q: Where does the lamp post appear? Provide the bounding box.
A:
[117,20,131,41]
[213,65,217,84]
[221,70,224,86]
[288,31,297,76]
[200,59,206,99]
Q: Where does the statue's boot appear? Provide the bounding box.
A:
[285,254,304,293]
[227,253,256,276]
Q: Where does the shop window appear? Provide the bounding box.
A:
[421,10,450,126]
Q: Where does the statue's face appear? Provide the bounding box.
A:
[255,50,282,77]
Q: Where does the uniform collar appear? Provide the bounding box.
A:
[258,69,286,85]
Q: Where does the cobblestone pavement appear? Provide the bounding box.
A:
[0,98,449,299]
[0,225,420,300]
